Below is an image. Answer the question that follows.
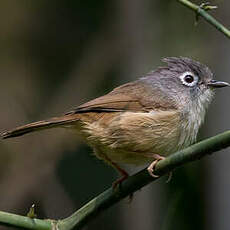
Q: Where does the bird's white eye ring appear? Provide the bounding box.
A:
[179,71,198,87]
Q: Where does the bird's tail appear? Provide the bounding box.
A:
[1,114,79,139]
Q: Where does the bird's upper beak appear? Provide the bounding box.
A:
[207,79,230,88]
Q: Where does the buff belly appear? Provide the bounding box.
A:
[81,110,183,165]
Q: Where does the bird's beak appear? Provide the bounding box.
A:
[207,80,230,88]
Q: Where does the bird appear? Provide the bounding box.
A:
[1,57,229,187]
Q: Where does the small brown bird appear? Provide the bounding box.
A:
[1,57,229,186]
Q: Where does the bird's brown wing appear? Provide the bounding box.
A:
[1,81,178,139]
[66,94,144,114]
[67,81,177,114]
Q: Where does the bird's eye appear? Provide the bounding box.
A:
[184,75,194,83]
[179,71,199,87]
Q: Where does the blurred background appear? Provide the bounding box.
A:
[0,0,230,229]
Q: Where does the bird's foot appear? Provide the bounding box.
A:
[147,154,165,178]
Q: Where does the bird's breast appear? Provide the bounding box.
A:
[82,110,183,165]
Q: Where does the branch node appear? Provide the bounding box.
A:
[195,2,218,26]
[51,220,59,230]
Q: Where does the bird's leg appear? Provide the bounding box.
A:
[147,154,165,178]
[101,154,129,189]
[112,165,129,189]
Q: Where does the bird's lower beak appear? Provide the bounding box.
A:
[207,80,230,88]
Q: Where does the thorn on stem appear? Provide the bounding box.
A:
[26,204,37,219]
[200,2,218,11]
[195,2,218,26]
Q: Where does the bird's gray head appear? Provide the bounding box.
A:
[140,57,229,147]
[142,57,229,110]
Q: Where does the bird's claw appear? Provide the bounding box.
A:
[147,155,165,178]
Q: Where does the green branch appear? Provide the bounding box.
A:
[0,211,52,230]
[177,0,230,39]
[0,130,230,230]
